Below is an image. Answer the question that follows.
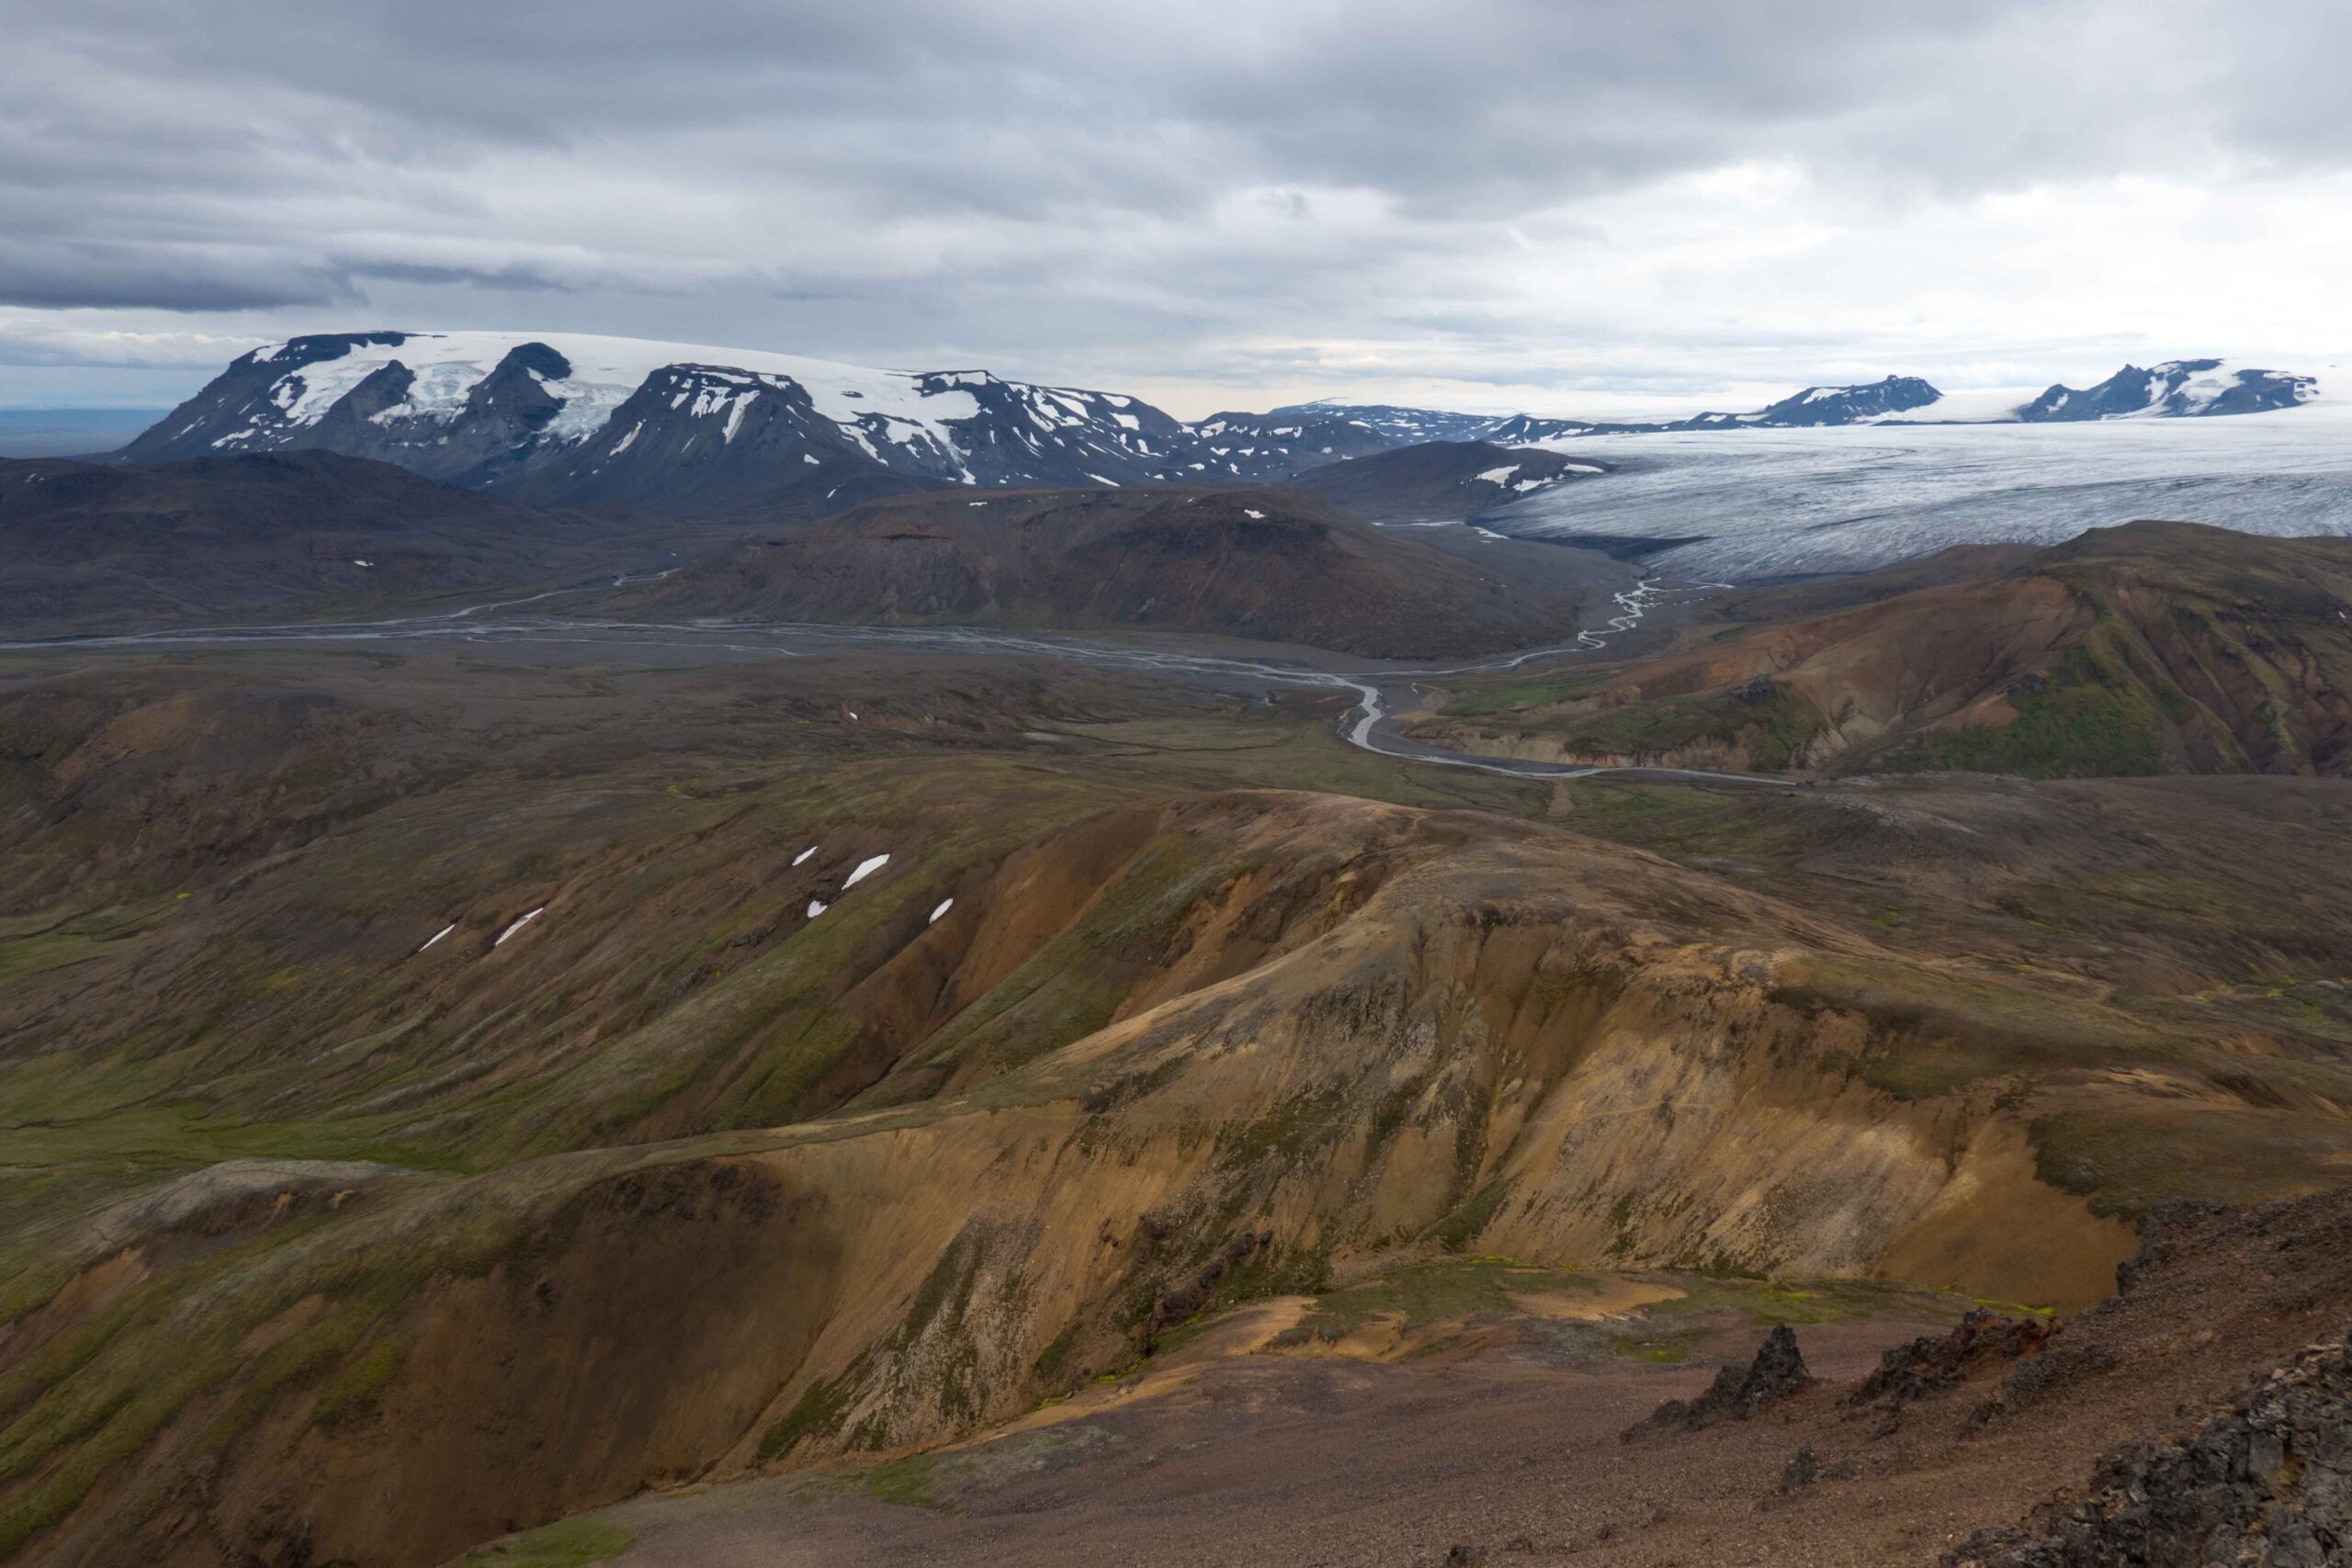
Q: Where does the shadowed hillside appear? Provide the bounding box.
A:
[0,452,628,637]
[1283,439,1607,525]
[595,485,1597,657]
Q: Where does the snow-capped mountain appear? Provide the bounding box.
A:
[1462,362,2326,438]
[1747,375,1943,426]
[120,332,1186,511]
[1753,361,2323,427]
[2014,359,2320,423]
[114,336,2336,519]
[1477,413,1600,443]
[1268,401,1498,444]
[1159,410,1395,482]
[1363,380,1952,441]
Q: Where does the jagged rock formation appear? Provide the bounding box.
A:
[1854,1310,2059,1422]
[1625,1325,1816,1438]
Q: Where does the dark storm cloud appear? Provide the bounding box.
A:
[34,1,2336,209]
[0,240,359,313]
[1,0,2347,407]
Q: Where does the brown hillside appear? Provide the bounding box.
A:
[1411,520,2352,777]
[6,650,2352,1565]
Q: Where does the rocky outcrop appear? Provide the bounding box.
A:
[1852,1310,2058,1424]
[1625,1325,1815,1438]
[1945,1337,2352,1567]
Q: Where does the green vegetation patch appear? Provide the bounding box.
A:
[458,1517,635,1568]
[756,1361,865,1463]
[1430,675,1828,773]
[0,931,117,983]
[314,1337,406,1427]
[2033,1103,2352,1216]
[861,1453,950,1510]
[1435,671,1611,716]
[1879,643,2165,778]
[1777,952,2136,1099]
[1568,680,1824,771]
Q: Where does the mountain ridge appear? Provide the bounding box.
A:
[108,334,2335,519]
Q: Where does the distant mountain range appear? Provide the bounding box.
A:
[113,333,2330,515]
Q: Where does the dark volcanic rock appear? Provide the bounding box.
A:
[1145,1228,1272,1342]
[1625,1325,1816,1438]
[2114,1199,2229,1294]
[1973,1343,2124,1431]
[1943,1337,2352,1568]
[1773,1441,1858,1498]
[1854,1310,2059,1421]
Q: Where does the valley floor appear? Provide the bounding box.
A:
[569,1295,1953,1568]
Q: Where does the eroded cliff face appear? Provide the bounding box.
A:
[8,792,2164,1568]
[698,823,2135,1476]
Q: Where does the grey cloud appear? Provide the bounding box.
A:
[331,259,584,294]
[0,239,359,312]
[23,2,2341,218]
[0,0,2347,409]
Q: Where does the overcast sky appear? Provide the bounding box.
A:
[3,0,2348,419]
